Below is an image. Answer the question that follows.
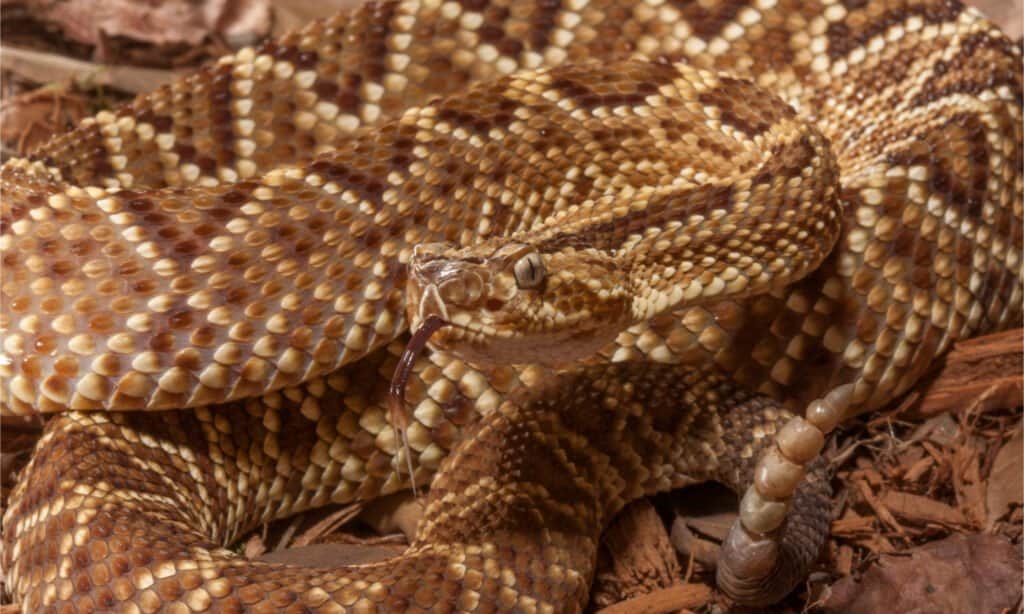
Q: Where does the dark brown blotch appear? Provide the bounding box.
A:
[668,0,747,40]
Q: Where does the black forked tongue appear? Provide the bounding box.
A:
[388,314,448,496]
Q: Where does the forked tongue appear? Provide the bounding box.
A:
[388,314,447,496]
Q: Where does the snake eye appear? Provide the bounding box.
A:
[513,251,545,289]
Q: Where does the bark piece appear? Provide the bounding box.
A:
[594,583,711,614]
[590,499,682,609]
[878,491,968,527]
[915,329,1022,416]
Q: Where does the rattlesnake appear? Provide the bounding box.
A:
[2,0,1021,611]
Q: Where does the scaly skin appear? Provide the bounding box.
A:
[6,358,831,611]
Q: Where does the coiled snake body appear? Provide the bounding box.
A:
[2,0,1021,611]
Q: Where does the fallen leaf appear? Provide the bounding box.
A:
[823,533,1022,614]
[951,433,988,526]
[4,0,270,48]
[986,422,1023,528]
[0,82,89,154]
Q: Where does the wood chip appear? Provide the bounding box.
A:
[835,545,855,576]
[879,491,968,527]
[831,514,876,537]
[855,480,905,536]
[593,583,711,614]
[901,455,934,483]
[952,435,987,526]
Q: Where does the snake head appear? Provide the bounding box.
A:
[406,240,629,366]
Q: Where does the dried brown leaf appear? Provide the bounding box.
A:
[824,534,1022,614]
[0,82,87,154]
[4,0,270,48]
[951,434,988,526]
[273,515,303,551]
[986,422,1023,527]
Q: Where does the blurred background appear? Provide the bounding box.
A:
[0,0,1019,159]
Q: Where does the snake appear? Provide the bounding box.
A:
[1,0,1021,610]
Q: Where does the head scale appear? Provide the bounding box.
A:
[406,240,629,366]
